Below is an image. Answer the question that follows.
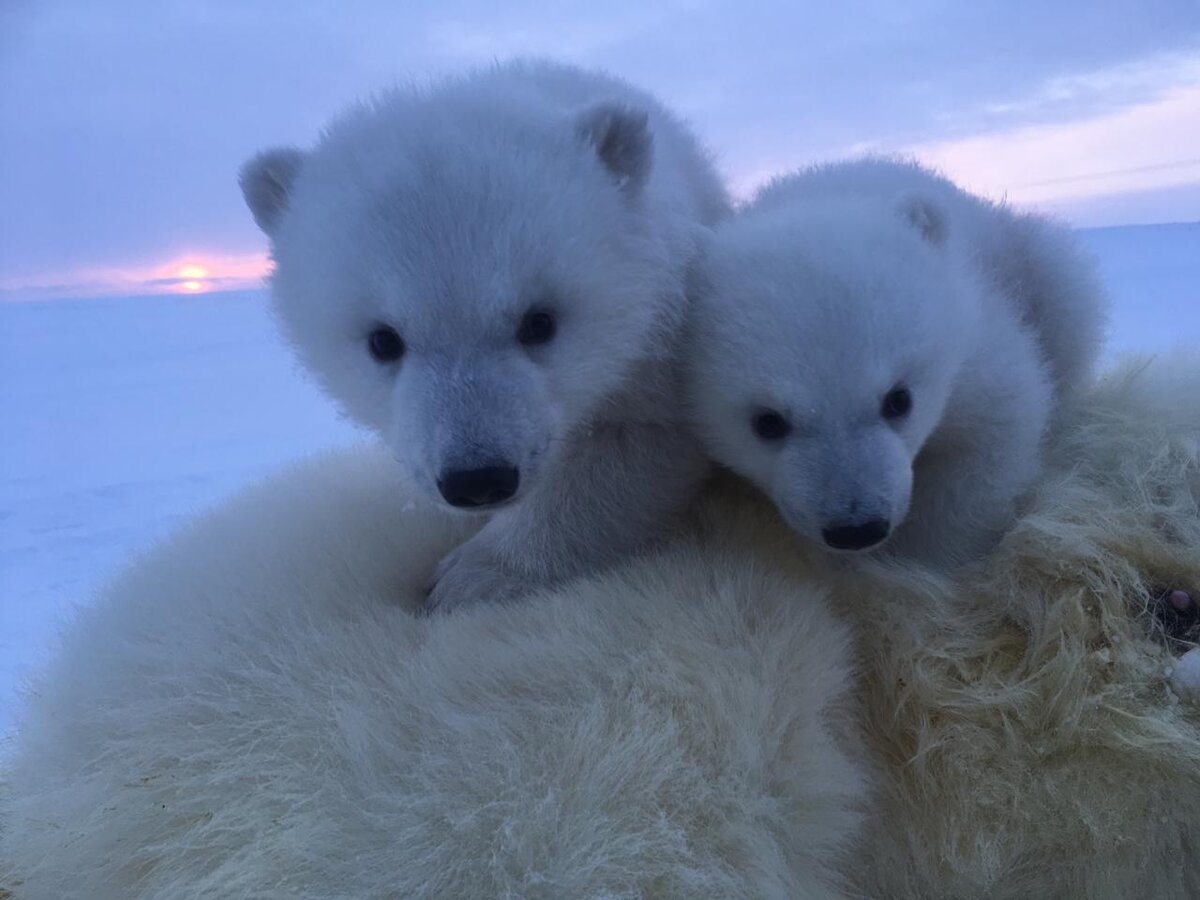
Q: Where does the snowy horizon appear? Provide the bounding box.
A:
[2,1,1199,299]
[0,219,1194,307]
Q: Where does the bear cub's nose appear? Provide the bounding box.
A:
[821,519,891,551]
[437,466,520,509]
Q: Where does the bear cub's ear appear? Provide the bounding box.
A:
[896,193,947,245]
[575,102,654,193]
[240,147,305,236]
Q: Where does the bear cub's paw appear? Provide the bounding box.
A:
[424,535,533,615]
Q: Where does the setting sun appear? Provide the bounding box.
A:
[176,264,209,294]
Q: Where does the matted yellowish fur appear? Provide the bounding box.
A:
[691,354,1200,897]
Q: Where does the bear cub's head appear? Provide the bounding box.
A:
[241,94,666,513]
[687,190,980,553]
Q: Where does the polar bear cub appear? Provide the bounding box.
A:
[687,158,1106,566]
[240,60,729,611]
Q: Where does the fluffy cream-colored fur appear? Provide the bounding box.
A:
[840,355,1200,898]
[3,356,1200,899]
[0,448,864,898]
[694,354,1200,897]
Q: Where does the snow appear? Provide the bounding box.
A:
[1,291,362,739]
[1,223,1198,739]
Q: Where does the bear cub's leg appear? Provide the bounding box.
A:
[425,423,709,613]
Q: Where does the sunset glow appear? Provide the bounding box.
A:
[909,81,1200,212]
[175,263,210,293]
[1,1,1197,311]
[0,252,271,300]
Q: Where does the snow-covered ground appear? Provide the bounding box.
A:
[0,291,363,739]
[1,222,1198,738]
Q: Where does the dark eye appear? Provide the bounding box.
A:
[751,409,792,442]
[881,385,912,420]
[517,308,557,346]
[367,326,405,363]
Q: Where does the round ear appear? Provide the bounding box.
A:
[575,102,654,194]
[896,192,947,245]
[239,147,305,236]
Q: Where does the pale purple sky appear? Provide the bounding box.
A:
[2,0,1198,298]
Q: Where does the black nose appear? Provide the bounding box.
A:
[822,519,891,551]
[437,466,520,509]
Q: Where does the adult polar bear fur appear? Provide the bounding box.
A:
[0,449,866,898]
[687,158,1106,566]
[842,353,1200,898]
[4,358,1200,899]
[239,60,730,613]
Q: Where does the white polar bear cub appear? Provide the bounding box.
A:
[687,158,1106,566]
[240,60,729,611]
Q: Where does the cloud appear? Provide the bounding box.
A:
[972,50,1200,125]
[723,45,1200,213]
[909,79,1200,210]
[1,1,1198,298]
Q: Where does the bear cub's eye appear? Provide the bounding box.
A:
[517,308,557,346]
[751,409,792,442]
[881,385,913,420]
[367,326,405,363]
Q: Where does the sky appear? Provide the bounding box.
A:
[1,0,1198,299]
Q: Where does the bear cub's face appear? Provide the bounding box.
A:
[242,101,667,513]
[687,195,979,553]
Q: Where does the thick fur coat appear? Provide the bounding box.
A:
[240,60,730,611]
[802,355,1200,897]
[4,356,1200,898]
[686,158,1107,565]
[0,446,865,899]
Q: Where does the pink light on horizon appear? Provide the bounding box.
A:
[724,53,1200,225]
[0,251,273,301]
[176,263,209,293]
[908,81,1200,213]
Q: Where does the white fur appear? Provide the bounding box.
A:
[1170,649,1200,703]
[0,446,865,900]
[687,157,1107,565]
[4,356,1200,899]
[239,60,730,611]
